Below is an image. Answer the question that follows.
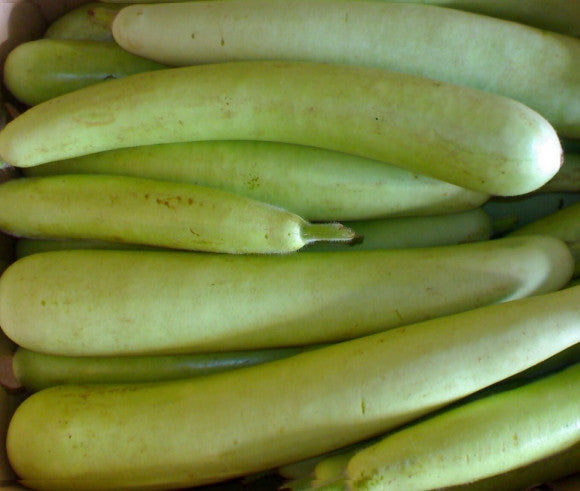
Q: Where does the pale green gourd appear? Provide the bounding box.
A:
[44,2,124,42]
[13,208,493,258]
[5,286,580,489]
[0,174,356,254]
[102,0,580,38]
[7,346,309,392]
[0,61,562,197]
[4,39,166,106]
[344,362,580,490]
[23,140,489,221]
[111,0,580,137]
[0,235,572,356]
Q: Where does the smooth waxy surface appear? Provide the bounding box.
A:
[387,0,580,37]
[112,0,580,137]
[4,39,166,105]
[13,208,493,257]
[346,362,580,490]
[5,286,580,489]
[23,140,490,221]
[508,201,580,277]
[304,208,493,251]
[105,0,580,37]
[0,61,562,196]
[11,346,307,392]
[446,442,580,491]
[0,174,356,254]
[44,2,123,41]
[0,235,573,356]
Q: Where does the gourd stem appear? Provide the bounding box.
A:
[301,222,359,244]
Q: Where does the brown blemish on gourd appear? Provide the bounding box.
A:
[155,196,183,209]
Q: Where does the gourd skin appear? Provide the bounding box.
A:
[111,0,580,137]
[6,286,580,490]
[0,235,573,356]
[0,61,562,197]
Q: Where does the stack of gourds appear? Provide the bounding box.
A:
[0,1,578,489]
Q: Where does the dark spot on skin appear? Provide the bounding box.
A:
[155,196,182,209]
[246,176,260,190]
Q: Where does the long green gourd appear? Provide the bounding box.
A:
[304,208,493,251]
[285,436,580,491]
[4,39,166,106]
[0,61,562,196]
[509,200,580,243]
[342,362,580,490]
[0,235,573,356]
[445,444,580,491]
[6,285,580,490]
[12,208,493,258]
[0,174,356,254]
[14,237,160,258]
[295,445,580,491]
[23,140,489,221]
[508,201,580,276]
[282,356,580,491]
[43,2,123,41]
[5,346,309,392]
[102,0,580,37]
[400,0,580,37]
[110,0,580,138]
